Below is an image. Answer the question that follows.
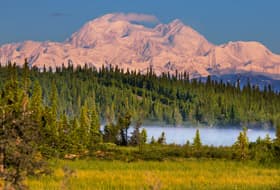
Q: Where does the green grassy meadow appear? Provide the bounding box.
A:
[27,159,280,190]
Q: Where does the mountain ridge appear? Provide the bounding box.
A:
[1,13,280,80]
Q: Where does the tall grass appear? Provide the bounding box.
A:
[27,159,280,190]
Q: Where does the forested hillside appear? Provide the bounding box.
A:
[0,62,280,127]
[1,62,280,189]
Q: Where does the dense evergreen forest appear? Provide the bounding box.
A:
[1,62,280,189]
[0,61,279,127]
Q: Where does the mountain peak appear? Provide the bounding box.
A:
[1,13,280,80]
[97,13,118,22]
[67,14,141,48]
[169,19,185,28]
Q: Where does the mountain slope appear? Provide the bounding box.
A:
[0,13,280,79]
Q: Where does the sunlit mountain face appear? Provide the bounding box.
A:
[1,13,280,85]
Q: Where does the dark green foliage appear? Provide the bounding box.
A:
[193,129,202,149]
[157,132,166,144]
[1,63,279,126]
[0,78,48,190]
[250,135,275,164]
[140,128,147,144]
[103,123,119,144]
[79,105,90,146]
[50,81,58,119]
[22,59,31,95]
[172,106,183,126]
[275,118,280,145]
[234,127,249,160]
[150,136,156,144]
[89,102,102,147]
[130,120,142,146]
[0,62,279,182]
[117,112,132,146]
[191,129,202,157]
[276,126,280,144]
[103,113,132,146]
[30,80,44,123]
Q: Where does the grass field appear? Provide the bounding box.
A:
[27,159,280,190]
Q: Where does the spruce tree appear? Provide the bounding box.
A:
[30,80,43,123]
[150,136,156,144]
[173,106,183,126]
[0,79,47,190]
[157,132,166,144]
[22,59,31,94]
[58,114,71,153]
[140,128,147,145]
[234,127,249,160]
[130,120,141,146]
[117,112,131,146]
[103,123,119,144]
[50,81,58,119]
[193,129,202,149]
[79,105,90,146]
[70,117,85,153]
[89,102,102,147]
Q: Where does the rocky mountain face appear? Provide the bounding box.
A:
[1,13,280,80]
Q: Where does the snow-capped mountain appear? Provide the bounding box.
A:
[1,13,280,80]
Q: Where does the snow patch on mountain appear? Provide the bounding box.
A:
[1,13,280,79]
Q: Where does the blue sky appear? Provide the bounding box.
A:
[1,0,280,53]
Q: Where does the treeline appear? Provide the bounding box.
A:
[0,61,280,127]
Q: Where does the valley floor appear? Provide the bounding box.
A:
[27,159,280,190]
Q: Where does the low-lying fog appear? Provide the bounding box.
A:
[129,126,276,146]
